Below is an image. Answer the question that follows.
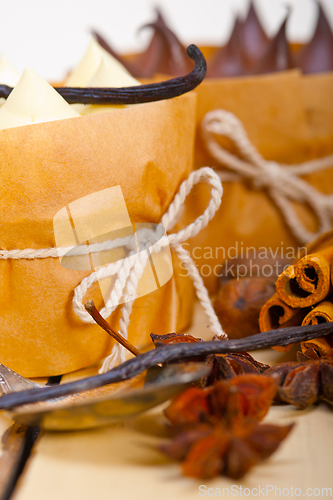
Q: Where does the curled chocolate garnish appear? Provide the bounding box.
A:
[296,2,333,74]
[0,321,333,409]
[130,9,167,78]
[254,14,296,74]
[207,18,247,77]
[137,19,192,76]
[241,2,270,70]
[0,45,205,105]
[131,9,192,78]
[91,30,138,76]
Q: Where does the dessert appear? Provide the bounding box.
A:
[0,48,205,377]
[0,67,79,129]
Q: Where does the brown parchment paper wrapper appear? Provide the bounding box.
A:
[0,92,196,377]
[183,69,333,292]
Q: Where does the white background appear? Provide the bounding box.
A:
[1,0,333,81]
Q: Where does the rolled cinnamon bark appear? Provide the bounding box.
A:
[258,292,306,352]
[302,298,333,326]
[301,298,333,355]
[275,248,333,308]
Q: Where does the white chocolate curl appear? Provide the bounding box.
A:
[0,67,80,130]
[66,37,139,87]
[68,38,140,116]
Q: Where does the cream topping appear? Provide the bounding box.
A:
[0,67,80,130]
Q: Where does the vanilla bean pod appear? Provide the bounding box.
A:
[0,45,206,105]
[0,322,333,410]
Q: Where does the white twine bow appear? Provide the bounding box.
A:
[0,167,227,373]
[202,109,333,245]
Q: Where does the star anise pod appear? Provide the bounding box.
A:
[160,375,293,479]
[151,332,202,347]
[214,276,276,339]
[204,351,269,386]
[161,420,293,479]
[164,374,278,427]
[265,348,333,409]
[150,333,269,385]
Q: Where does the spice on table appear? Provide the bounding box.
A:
[214,276,276,339]
[275,247,333,309]
[265,348,333,408]
[160,375,293,479]
[1,322,333,410]
[215,252,292,341]
[151,332,202,347]
[259,293,306,333]
[260,230,333,353]
[165,375,278,425]
[85,300,142,357]
[203,352,270,386]
[301,299,333,356]
[151,332,270,384]
[302,298,333,326]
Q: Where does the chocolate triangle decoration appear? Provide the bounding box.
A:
[242,1,270,69]
[296,2,333,74]
[255,15,296,74]
[91,30,138,76]
[207,18,247,77]
[133,9,192,77]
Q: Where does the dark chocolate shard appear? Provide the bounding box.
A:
[133,9,192,77]
[242,2,270,69]
[91,30,138,76]
[296,2,333,74]
[207,18,247,77]
[254,15,296,74]
[132,9,167,78]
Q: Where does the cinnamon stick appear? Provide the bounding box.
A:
[259,293,307,352]
[275,248,333,308]
[301,298,333,356]
[302,298,333,326]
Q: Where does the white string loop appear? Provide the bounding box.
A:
[0,167,227,373]
[202,109,333,244]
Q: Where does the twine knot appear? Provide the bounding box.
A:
[251,161,282,190]
[202,109,333,245]
[0,167,227,373]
